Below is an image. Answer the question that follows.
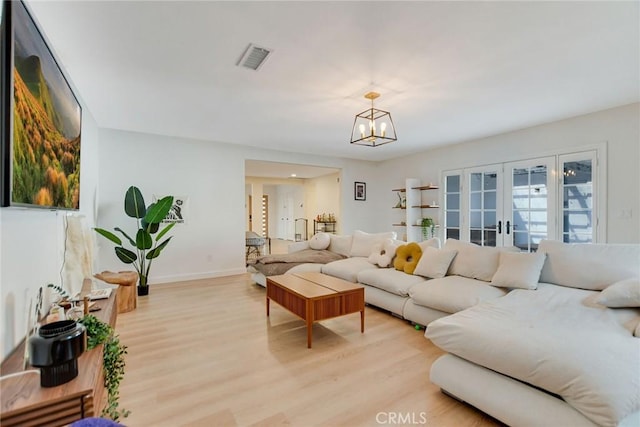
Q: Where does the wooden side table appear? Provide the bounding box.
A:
[94,271,138,314]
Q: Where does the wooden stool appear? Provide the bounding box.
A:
[94,271,138,313]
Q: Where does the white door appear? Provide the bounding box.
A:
[465,165,503,247]
[503,157,556,251]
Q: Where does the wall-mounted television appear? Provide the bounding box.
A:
[1,0,82,210]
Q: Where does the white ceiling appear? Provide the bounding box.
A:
[28,1,639,163]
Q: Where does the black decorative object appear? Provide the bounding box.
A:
[29,320,86,387]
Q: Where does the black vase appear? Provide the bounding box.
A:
[137,286,149,296]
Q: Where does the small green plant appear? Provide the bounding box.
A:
[421,217,435,240]
[47,283,70,299]
[79,314,130,421]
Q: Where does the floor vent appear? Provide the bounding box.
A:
[237,44,272,71]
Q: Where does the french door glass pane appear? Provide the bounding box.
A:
[446,229,460,240]
[562,159,593,243]
[446,193,460,210]
[470,193,481,209]
[484,191,496,209]
[564,185,592,209]
[446,211,460,228]
[484,173,497,190]
[470,174,481,191]
[511,165,548,251]
[470,212,481,228]
[447,175,460,189]
[484,211,496,229]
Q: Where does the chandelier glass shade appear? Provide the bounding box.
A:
[350,92,397,147]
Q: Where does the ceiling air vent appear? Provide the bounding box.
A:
[237,43,272,71]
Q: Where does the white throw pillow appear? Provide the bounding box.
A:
[349,230,397,257]
[418,237,441,251]
[413,247,458,279]
[328,234,353,257]
[596,278,640,308]
[309,232,331,250]
[491,251,547,290]
[367,238,401,268]
[445,239,501,282]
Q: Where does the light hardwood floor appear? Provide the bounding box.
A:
[116,274,502,427]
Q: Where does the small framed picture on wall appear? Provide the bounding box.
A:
[354,182,366,201]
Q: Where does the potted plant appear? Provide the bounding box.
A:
[94,186,175,296]
[420,217,435,240]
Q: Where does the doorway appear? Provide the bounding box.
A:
[245,160,341,243]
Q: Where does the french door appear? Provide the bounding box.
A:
[444,157,557,250]
[467,165,502,247]
[504,158,557,251]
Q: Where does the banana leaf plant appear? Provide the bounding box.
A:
[94,186,175,289]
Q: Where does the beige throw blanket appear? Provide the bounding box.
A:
[248,249,346,276]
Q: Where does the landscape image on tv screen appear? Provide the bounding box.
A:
[10,0,81,209]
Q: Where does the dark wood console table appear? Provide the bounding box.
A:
[1,292,118,426]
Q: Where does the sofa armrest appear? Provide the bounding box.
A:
[288,241,311,253]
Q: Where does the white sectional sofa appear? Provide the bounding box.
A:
[249,231,640,426]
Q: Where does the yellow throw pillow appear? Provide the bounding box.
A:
[393,242,423,275]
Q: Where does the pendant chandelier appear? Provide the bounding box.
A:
[350,92,397,147]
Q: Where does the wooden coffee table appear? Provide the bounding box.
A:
[266,272,365,348]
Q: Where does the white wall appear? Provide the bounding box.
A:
[378,103,640,243]
[0,111,100,360]
[96,129,380,284]
[305,172,341,234]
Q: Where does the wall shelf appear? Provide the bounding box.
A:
[314,220,336,234]
[392,179,441,242]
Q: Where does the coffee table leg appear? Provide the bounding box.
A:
[307,299,313,348]
[360,309,364,333]
[266,296,270,317]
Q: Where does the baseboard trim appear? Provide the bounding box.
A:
[150,269,248,284]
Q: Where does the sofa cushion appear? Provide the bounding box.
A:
[538,240,640,290]
[491,251,546,290]
[425,283,640,426]
[444,239,502,282]
[393,243,422,274]
[596,278,640,308]
[350,230,397,257]
[357,268,428,297]
[309,232,331,250]
[413,247,458,279]
[410,276,507,314]
[321,257,377,283]
[286,263,324,274]
[328,234,353,257]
